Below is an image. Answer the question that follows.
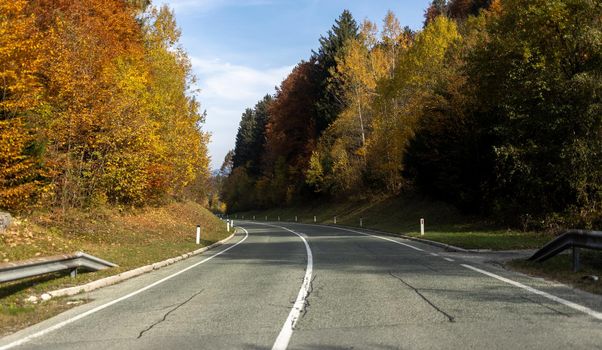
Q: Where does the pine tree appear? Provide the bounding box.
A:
[232,108,257,170]
[248,95,272,177]
[313,10,359,135]
[231,95,273,177]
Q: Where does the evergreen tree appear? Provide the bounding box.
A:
[313,10,359,135]
[231,95,272,176]
[232,108,256,170]
[248,95,272,177]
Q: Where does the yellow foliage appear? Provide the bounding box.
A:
[366,16,461,191]
[0,1,211,210]
[0,0,42,112]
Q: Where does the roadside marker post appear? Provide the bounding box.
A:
[196,225,201,245]
[420,218,425,236]
[295,216,298,222]
[226,220,230,232]
[334,216,337,224]
[360,217,363,227]
[314,216,316,223]
[253,215,255,220]
[265,216,268,221]
[278,216,280,221]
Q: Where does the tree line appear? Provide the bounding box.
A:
[0,0,210,212]
[223,0,601,229]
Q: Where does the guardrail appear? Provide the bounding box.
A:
[0,252,118,283]
[528,229,602,272]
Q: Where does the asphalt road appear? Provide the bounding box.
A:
[2,222,602,349]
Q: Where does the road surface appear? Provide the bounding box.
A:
[1,222,601,349]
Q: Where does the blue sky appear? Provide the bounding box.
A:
[158,0,432,169]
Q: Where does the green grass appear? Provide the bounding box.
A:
[236,194,556,251]
[0,201,229,336]
[3,304,35,316]
[405,231,552,250]
[508,250,602,295]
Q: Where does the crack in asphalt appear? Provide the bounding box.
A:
[153,302,179,311]
[520,295,571,317]
[298,274,317,324]
[137,289,204,339]
[389,271,455,323]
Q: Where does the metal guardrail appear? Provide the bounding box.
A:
[0,252,118,283]
[528,229,602,272]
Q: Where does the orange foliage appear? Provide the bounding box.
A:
[265,61,320,173]
[0,0,211,211]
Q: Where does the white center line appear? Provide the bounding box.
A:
[462,264,602,320]
[430,253,439,257]
[0,230,248,350]
[444,257,455,262]
[262,224,313,350]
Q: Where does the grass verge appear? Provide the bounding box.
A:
[237,194,554,251]
[0,201,228,337]
[508,250,602,295]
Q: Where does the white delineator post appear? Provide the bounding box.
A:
[226,220,230,232]
[314,216,316,223]
[420,218,425,236]
[334,216,337,224]
[295,216,298,222]
[360,217,363,227]
[278,216,280,221]
[253,215,255,220]
[196,225,201,245]
[265,216,268,221]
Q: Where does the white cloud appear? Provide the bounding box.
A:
[189,57,293,169]
[192,57,291,101]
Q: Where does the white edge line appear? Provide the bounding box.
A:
[264,224,313,350]
[325,225,424,252]
[461,264,602,320]
[0,230,249,350]
[444,257,455,262]
[46,232,237,299]
[430,253,439,257]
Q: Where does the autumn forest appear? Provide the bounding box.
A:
[1,0,209,212]
[1,0,600,230]
[222,0,602,229]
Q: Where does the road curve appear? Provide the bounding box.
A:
[1,222,601,350]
